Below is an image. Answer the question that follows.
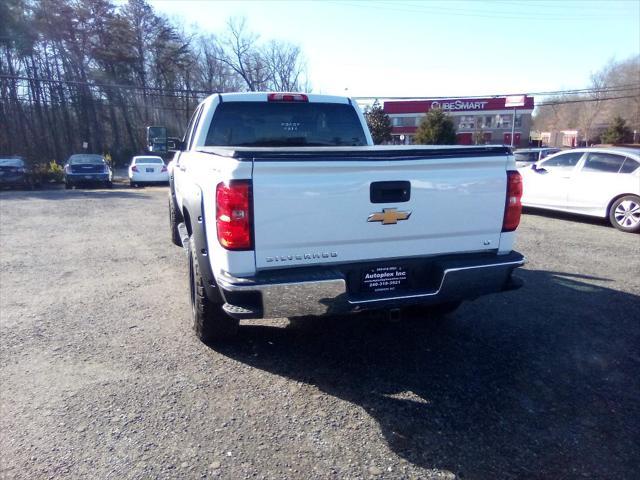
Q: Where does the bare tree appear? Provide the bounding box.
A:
[196,34,242,93]
[218,17,269,91]
[533,55,640,144]
[578,65,610,145]
[263,39,306,91]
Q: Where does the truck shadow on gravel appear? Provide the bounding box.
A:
[214,269,640,479]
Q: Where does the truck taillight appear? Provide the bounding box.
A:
[502,171,523,232]
[267,93,308,102]
[216,180,252,250]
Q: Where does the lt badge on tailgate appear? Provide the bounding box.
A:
[367,208,412,225]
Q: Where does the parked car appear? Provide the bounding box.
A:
[63,154,112,189]
[520,147,640,232]
[128,155,168,187]
[514,148,561,168]
[0,157,30,188]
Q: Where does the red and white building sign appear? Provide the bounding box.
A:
[384,96,535,147]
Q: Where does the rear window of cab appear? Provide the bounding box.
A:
[205,102,368,147]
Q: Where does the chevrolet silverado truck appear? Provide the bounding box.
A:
[160,92,525,342]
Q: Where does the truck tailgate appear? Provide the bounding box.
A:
[252,152,508,270]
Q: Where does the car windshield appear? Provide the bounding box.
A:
[0,158,25,167]
[134,157,164,164]
[68,154,104,165]
[205,101,368,147]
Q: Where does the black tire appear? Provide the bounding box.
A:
[106,181,113,189]
[65,182,72,190]
[188,236,238,342]
[168,194,183,247]
[609,195,640,233]
[129,181,136,188]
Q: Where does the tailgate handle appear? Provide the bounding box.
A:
[370,181,411,203]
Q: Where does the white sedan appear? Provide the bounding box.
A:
[520,147,640,232]
[128,156,169,187]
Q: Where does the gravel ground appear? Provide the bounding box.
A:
[1,186,639,480]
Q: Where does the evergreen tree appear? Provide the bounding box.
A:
[364,100,392,144]
[414,108,457,145]
[601,116,633,144]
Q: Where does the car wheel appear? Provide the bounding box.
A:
[168,194,183,247]
[188,236,238,342]
[129,181,136,188]
[65,183,72,190]
[106,181,113,189]
[609,195,640,233]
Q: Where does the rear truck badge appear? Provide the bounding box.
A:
[266,252,338,263]
[367,208,412,225]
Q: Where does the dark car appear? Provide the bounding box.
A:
[513,148,561,168]
[0,157,31,188]
[64,154,113,189]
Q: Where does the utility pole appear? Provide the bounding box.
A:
[505,95,526,148]
[511,108,516,147]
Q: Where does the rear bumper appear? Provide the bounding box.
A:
[129,172,169,183]
[0,174,29,186]
[66,173,110,184]
[215,251,526,320]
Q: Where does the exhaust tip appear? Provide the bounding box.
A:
[388,308,402,322]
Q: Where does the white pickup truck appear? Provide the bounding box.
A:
[161,92,525,342]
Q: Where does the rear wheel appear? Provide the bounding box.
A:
[609,195,640,233]
[188,236,238,342]
[168,194,183,247]
[65,182,72,190]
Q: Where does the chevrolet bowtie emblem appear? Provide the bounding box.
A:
[367,208,412,225]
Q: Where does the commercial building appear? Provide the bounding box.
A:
[384,96,535,147]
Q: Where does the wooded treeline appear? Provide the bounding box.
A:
[533,56,640,144]
[0,0,308,165]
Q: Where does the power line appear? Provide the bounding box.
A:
[2,74,639,106]
[4,73,638,100]
[332,0,634,21]
[536,94,640,106]
[0,74,216,96]
[353,84,640,102]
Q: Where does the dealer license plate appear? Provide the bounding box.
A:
[361,266,409,294]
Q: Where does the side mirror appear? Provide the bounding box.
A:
[147,126,168,153]
[532,163,547,174]
[167,137,185,152]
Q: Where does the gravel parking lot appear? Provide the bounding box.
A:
[1,186,639,480]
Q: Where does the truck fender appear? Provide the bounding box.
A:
[182,187,222,303]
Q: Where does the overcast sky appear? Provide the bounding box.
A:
[149,0,640,98]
